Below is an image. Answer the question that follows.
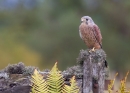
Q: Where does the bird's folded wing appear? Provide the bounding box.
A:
[93,25,102,48]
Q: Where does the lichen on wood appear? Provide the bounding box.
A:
[77,49,107,93]
[0,49,109,93]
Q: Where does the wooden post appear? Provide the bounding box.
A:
[83,53,92,93]
[78,49,106,93]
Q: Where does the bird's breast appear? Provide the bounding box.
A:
[79,24,98,48]
[79,30,83,39]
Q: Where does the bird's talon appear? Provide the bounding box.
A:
[89,47,95,53]
[92,47,95,52]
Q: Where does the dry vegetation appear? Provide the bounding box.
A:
[108,71,130,93]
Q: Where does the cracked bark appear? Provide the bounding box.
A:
[78,49,106,93]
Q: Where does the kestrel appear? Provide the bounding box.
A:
[79,16,102,51]
[79,16,108,67]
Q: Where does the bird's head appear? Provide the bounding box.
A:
[81,16,95,25]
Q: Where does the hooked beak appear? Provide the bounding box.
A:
[81,18,84,22]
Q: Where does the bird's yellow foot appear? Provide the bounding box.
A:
[89,47,95,52]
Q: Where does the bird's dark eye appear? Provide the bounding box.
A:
[86,19,88,21]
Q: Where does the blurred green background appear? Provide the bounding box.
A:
[0,0,130,75]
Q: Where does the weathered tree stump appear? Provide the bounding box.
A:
[77,49,106,93]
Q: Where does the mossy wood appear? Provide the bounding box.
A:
[0,49,110,93]
[78,49,106,93]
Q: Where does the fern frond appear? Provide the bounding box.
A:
[63,76,79,93]
[30,69,48,93]
[47,62,64,93]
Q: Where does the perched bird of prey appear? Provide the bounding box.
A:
[79,16,102,51]
[79,16,108,67]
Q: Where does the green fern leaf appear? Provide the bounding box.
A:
[30,69,48,93]
[63,76,79,93]
[47,62,64,93]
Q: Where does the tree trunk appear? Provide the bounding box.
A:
[78,49,106,93]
